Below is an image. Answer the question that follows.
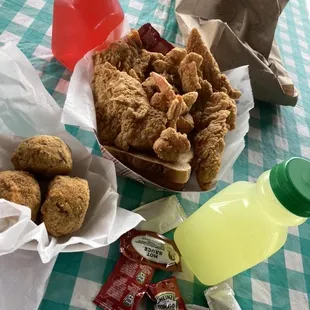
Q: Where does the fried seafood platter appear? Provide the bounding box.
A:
[92,25,241,191]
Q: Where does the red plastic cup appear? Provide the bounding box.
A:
[52,0,124,71]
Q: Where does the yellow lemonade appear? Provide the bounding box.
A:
[175,158,310,285]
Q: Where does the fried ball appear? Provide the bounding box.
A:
[0,170,41,221]
[41,176,90,237]
[11,135,73,177]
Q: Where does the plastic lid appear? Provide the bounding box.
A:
[270,157,310,217]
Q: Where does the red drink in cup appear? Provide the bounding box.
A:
[52,0,124,71]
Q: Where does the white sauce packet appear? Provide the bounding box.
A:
[205,283,241,310]
[133,195,186,234]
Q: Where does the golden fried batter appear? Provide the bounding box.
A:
[193,111,229,190]
[166,48,187,65]
[186,28,241,99]
[152,48,187,74]
[93,30,150,82]
[182,91,198,111]
[149,72,175,112]
[152,48,187,92]
[148,51,165,64]
[148,73,188,129]
[177,114,194,134]
[41,176,90,237]
[93,62,150,145]
[93,63,167,151]
[153,128,191,162]
[197,78,213,103]
[142,76,157,100]
[11,135,72,177]
[115,108,167,151]
[153,59,168,73]
[193,92,237,130]
[0,170,41,221]
[166,96,188,129]
[178,52,203,92]
[93,62,149,119]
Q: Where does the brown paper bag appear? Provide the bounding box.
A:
[175,0,298,106]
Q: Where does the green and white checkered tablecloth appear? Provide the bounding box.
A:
[1,0,310,309]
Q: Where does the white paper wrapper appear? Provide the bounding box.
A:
[62,35,254,192]
[0,42,144,263]
[0,250,57,309]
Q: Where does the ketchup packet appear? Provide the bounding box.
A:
[93,254,155,310]
[120,229,182,272]
[147,277,187,310]
[138,23,174,55]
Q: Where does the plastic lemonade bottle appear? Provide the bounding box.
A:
[52,0,124,71]
[174,157,310,285]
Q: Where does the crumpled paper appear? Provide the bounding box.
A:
[0,42,144,263]
[0,250,56,310]
[175,0,297,106]
[63,51,254,191]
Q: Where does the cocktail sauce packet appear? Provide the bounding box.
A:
[93,254,155,310]
[147,277,187,310]
[138,23,174,55]
[120,229,182,272]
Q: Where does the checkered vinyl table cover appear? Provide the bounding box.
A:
[1,0,310,309]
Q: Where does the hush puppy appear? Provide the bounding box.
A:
[11,135,73,177]
[0,170,41,221]
[41,176,90,237]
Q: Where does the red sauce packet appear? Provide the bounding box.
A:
[138,23,174,55]
[147,277,187,310]
[93,254,155,310]
[120,229,182,272]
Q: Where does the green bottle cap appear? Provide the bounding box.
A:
[270,157,310,217]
